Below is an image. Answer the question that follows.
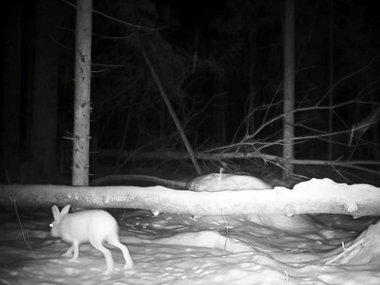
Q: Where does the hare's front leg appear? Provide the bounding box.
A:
[64,245,74,257]
[65,240,80,261]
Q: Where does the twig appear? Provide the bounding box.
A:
[325,239,365,265]
[5,173,32,250]
[60,0,161,31]
[220,208,230,251]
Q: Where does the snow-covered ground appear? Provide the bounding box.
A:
[0,206,379,285]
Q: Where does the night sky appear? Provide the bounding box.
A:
[2,0,380,184]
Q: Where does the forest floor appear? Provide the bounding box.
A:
[1,161,380,284]
[0,207,379,284]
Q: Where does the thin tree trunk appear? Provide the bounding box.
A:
[30,0,59,181]
[192,27,199,73]
[283,0,295,178]
[328,0,334,160]
[2,0,22,176]
[116,93,135,168]
[72,0,93,186]
[217,89,226,144]
[248,22,257,133]
[370,100,380,160]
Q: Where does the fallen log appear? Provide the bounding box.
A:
[0,178,379,217]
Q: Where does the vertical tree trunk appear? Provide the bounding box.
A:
[217,88,226,144]
[328,0,334,161]
[72,0,93,186]
[283,0,295,178]
[2,0,22,177]
[116,94,134,168]
[248,21,257,133]
[370,101,380,160]
[30,0,59,181]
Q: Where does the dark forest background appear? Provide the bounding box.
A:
[2,0,380,185]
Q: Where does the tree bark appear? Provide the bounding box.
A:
[29,0,60,180]
[283,0,295,178]
[72,0,93,185]
[328,0,334,161]
[1,179,379,217]
[2,0,22,176]
[248,17,257,133]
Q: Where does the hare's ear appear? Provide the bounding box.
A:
[51,205,60,220]
[60,204,71,216]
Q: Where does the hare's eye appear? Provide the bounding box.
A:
[49,223,54,228]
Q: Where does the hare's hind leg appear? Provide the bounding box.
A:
[89,238,114,275]
[107,234,134,269]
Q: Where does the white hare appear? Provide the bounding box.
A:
[50,204,134,275]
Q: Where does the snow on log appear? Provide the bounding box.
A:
[0,178,379,217]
